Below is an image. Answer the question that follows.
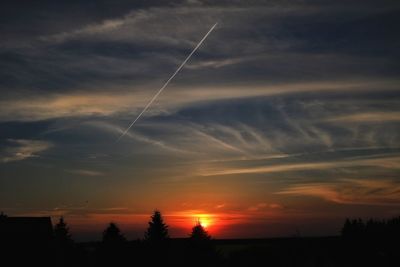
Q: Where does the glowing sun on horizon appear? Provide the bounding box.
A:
[195,214,213,229]
[200,220,209,228]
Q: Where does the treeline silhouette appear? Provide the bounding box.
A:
[342,217,400,241]
[91,210,219,266]
[340,217,400,267]
[0,210,218,266]
[1,212,400,266]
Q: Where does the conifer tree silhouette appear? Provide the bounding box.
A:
[102,222,126,244]
[97,223,127,267]
[0,211,7,220]
[190,221,211,241]
[145,210,169,241]
[54,217,73,245]
[54,217,74,267]
[187,221,219,266]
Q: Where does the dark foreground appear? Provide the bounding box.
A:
[1,215,399,266]
[1,236,399,267]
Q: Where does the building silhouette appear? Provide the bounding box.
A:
[0,215,54,266]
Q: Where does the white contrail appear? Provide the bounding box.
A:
[117,23,218,142]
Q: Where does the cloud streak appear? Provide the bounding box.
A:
[0,79,397,122]
[326,112,400,123]
[0,139,52,163]
[277,178,400,206]
[65,169,105,177]
[199,155,400,176]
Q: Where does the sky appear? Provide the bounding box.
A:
[0,0,399,241]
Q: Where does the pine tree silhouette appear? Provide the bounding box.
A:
[102,222,126,244]
[190,221,211,241]
[145,210,169,241]
[0,211,7,220]
[54,217,74,267]
[187,221,219,266]
[97,223,127,267]
[54,217,73,245]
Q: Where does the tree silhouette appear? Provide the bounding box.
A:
[0,211,7,219]
[145,210,169,241]
[341,216,400,266]
[54,217,73,246]
[342,216,400,243]
[187,221,219,266]
[54,217,74,267]
[190,221,211,241]
[102,222,126,244]
[97,223,127,267]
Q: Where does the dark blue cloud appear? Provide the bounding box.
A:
[1,0,399,96]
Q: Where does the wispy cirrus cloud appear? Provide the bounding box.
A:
[199,155,400,176]
[0,139,52,163]
[83,120,192,154]
[277,178,400,206]
[0,79,397,122]
[39,17,127,43]
[65,169,105,177]
[325,112,400,123]
[247,203,284,211]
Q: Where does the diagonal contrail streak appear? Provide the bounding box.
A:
[117,23,218,142]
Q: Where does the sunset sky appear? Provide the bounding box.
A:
[1,0,399,241]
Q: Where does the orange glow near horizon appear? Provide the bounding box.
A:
[193,213,214,229]
[17,207,295,239]
[166,210,245,236]
[66,211,225,238]
[22,207,261,239]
